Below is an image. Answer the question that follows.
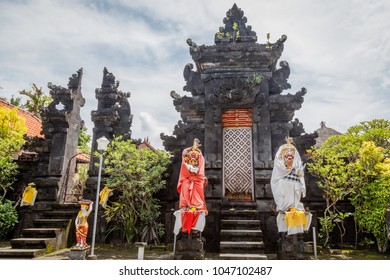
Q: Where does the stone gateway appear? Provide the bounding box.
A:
[161,4,316,256]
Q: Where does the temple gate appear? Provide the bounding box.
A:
[161,4,315,255]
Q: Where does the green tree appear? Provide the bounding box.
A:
[0,95,22,107]
[18,83,52,118]
[351,141,390,252]
[0,107,25,240]
[0,199,18,240]
[102,136,170,244]
[0,107,27,199]
[77,126,91,154]
[307,137,356,247]
[307,119,390,251]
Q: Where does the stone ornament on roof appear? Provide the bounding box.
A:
[215,3,257,44]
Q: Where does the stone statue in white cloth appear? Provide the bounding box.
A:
[271,137,311,235]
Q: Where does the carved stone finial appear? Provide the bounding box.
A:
[215,4,257,44]
[68,68,83,89]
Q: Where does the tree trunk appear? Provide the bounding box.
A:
[377,239,388,253]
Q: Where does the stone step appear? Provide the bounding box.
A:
[219,253,267,260]
[22,228,62,238]
[220,241,265,249]
[221,202,257,210]
[50,203,80,210]
[220,229,263,241]
[10,238,56,249]
[42,210,77,219]
[221,219,261,229]
[0,248,46,259]
[220,241,265,254]
[220,210,258,220]
[33,219,70,228]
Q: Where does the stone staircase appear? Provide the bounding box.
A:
[0,204,78,259]
[219,202,267,260]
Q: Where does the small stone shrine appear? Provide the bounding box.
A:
[161,4,316,254]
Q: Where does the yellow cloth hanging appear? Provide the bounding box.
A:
[99,186,112,208]
[22,186,38,206]
[285,208,307,228]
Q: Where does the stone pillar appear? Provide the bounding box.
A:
[40,68,85,202]
[85,67,132,244]
[89,67,132,175]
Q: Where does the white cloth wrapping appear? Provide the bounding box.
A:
[271,145,306,211]
[173,209,206,235]
[276,212,313,235]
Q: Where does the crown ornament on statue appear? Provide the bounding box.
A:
[191,138,201,152]
[285,137,294,145]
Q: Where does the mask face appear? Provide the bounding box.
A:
[279,145,296,169]
[184,149,200,173]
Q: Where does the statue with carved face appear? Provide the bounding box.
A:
[72,200,93,249]
[271,138,312,235]
[177,138,208,213]
[174,139,208,235]
[271,137,306,212]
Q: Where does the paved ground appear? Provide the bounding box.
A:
[31,244,281,260]
[35,245,175,260]
[2,242,388,260]
[35,246,390,260]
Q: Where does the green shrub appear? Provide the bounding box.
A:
[0,199,18,240]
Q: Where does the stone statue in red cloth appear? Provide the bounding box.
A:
[176,138,208,234]
[73,200,93,249]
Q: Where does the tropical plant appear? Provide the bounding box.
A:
[77,126,91,154]
[307,138,357,247]
[352,141,390,252]
[0,95,23,107]
[307,119,390,251]
[18,83,52,118]
[0,107,27,199]
[246,74,264,85]
[0,199,18,240]
[101,136,170,245]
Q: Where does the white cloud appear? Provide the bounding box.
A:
[137,111,171,148]
[1,0,390,149]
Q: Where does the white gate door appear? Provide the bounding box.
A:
[222,109,254,201]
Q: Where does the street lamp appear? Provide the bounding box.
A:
[89,136,109,259]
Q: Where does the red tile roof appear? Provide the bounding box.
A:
[0,99,43,138]
[76,151,90,163]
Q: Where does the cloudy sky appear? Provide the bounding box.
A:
[1,0,389,149]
